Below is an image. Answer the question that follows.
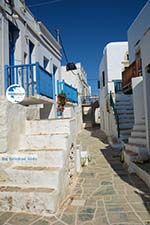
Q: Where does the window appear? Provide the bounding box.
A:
[114,81,122,93]
[127,54,129,60]
[23,52,27,64]
[53,65,57,75]
[43,56,49,69]
[98,80,100,89]
[102,71,105,87]
[29,40,34,64]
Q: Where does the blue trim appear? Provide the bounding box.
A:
[57,80,78,103]
[16,67,18,83]
[37,64,53,98]
[53,65,57,100]
[26,65,29,97]
[36,62,40,95]
[29,65,34,96]
[21,67,24,88]
[5,63,53,100]
[52,75,55,100]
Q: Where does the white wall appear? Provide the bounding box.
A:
[128,1,150,153]
[60,63,91,102]
[132,77,144,124]
[0,0,61,96]
[128,1,150,64]
[0,12,9,95]
[106,42,128,81]
[0,98,26,153]
[99,42,128,137]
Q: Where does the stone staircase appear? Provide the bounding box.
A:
[0,118,76,215]
[124,118,149,164]
[115,94,134,142]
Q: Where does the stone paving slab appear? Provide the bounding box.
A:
[0,127,150,225]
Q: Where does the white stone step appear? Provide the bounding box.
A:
[26,120,71,135]
[5,166,64,189]
[115,102,133,107]
[116,100,133,105]
[0,149,66,167]
[123,150,139,163]
[128,137,146,146]
[117,109,133,115]
[125,143,147,154]
[124,147,149,163]
[133,124,146,131]
[0,184,59,214]
[118,115,134,120]
[131,131,146,138]
[116,94,132,101]
[120,135,129,141]
[120,129,131,135]
[115,105,133,111]
[119,123,133,130]
[119,118,134,124]
[19,134,69,150]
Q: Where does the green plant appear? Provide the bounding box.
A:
[57,91,67,113]
[57,91,67,106]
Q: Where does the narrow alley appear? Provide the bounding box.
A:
[0,126,150,225]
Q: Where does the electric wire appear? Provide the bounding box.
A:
[58,33,69,63]
[57,31,92,93]
[28,0,65,8]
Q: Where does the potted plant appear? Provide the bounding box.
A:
[57,91,67,117]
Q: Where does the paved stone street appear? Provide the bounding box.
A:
[0,127,150,225]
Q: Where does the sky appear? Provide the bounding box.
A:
[26,0,148,95]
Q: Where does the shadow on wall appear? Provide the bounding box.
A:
[40,104,53,119]
[87,126,150,216]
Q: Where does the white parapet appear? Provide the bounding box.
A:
[19,134,69,150]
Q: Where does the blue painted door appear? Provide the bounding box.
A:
[8,21,19,84]
[38,65,53,98]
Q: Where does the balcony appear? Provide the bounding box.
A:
[122,58,142,94]
[57,80,78,103]
[5,63,54,104]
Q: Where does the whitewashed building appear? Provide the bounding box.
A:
[123,1,150,183]
[0,0,84,215]
[99,42,134,144]
[60,62,91,103]
[59,63,91,131]
[0,0,62,103]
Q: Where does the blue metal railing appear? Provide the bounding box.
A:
[57,80,78,103]
[5,63,53,99]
